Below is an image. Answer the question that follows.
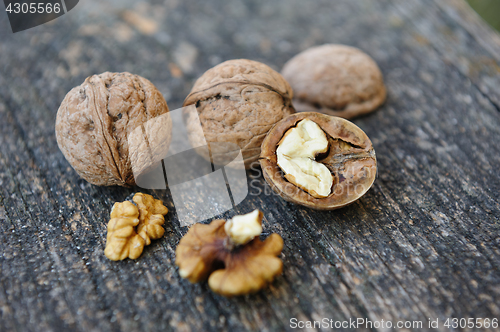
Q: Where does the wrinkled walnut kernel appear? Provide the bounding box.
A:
[105,193,169,260]
[260,112,377,210]
[183,59,295,169]
[175,211,283,297]
[282,44,386,119]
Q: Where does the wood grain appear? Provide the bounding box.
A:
[0,0,499,331]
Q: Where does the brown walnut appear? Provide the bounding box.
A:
[183,59,295,169]
[281,44,386,119]
[55,72,172,186]
[260,112,377,210]
[175,210,283,297]
[133,192,169,245]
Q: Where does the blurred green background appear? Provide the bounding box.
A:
[466,0,500,31]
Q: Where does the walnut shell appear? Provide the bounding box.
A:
[175,217,283,297]
[56,72,172,186]
[281,44,386,119]
[260,112,377,210]
[183,59,295,169]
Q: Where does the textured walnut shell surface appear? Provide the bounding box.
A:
[260,112,377,210]
[56,72,172,187]
[281,44,386,119]
[183,59,295,169]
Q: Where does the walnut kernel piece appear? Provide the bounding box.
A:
[105,193,169,261]
[224,209,263,246]
[175,211,283,297]
[104,201,145,260]
[260,112,377,210]
[276,119,333,198]
[183,59,295,169]
[282,44,386,119]
[56,72,172,187]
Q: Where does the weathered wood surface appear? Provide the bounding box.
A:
[1,0,500,331]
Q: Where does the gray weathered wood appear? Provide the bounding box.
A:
[1,0,500,331]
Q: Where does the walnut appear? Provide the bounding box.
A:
[55,72,172,187]
[224,209,263,246]
[105,193,169,260]
[260,112,377,210]
[133,192,169,245]
[175,210,283,296]
[281,44,386,119]
[104,201,145,260]
[183,59,295,169]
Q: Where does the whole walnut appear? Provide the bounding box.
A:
[56,72,172,187]
[260,112,377,210]
[183,59,295,169]
[281,44,386,119]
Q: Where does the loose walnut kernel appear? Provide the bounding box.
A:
[104,201,145,260]
[175,210,283,297]
[105,193,169,260]
[224,209,263,246]
[276,119,333,198]
[183,59,295,169]
[55,72,172,187]
[282,44,386,119]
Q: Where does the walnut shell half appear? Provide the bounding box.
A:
[260,112,377,210]
[56,72,172,186]
[281,44,386,119]
[183,59,295,169]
